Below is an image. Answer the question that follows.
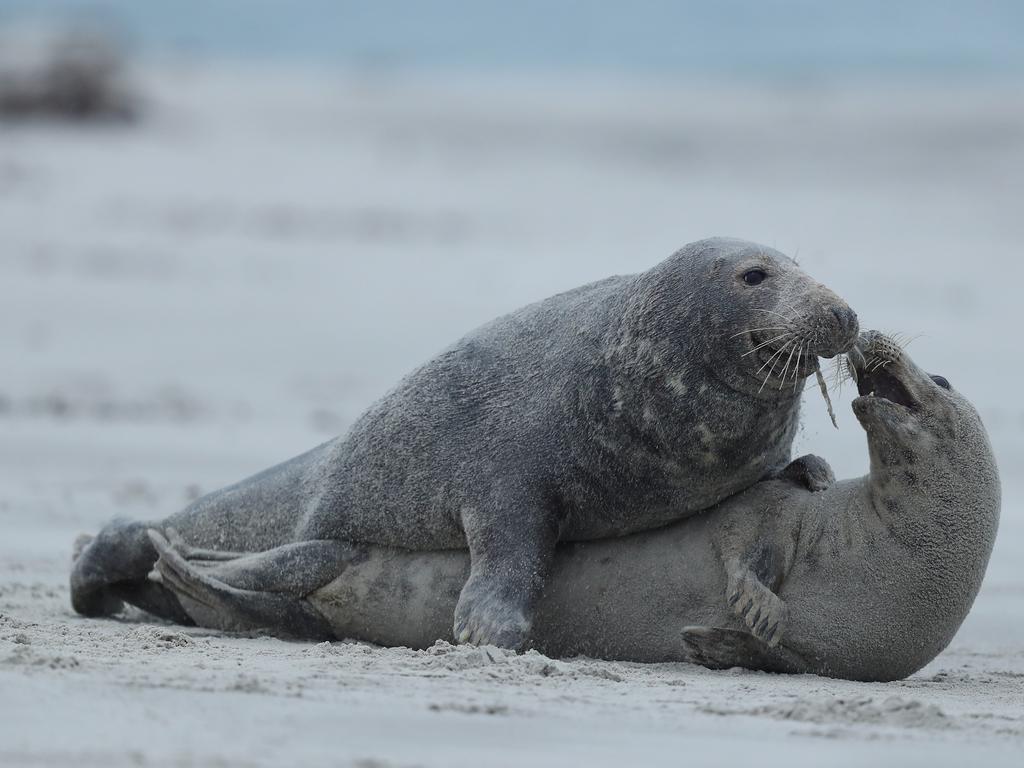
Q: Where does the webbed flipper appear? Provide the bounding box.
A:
[725,561,788,647]
[147,530,354,640]
[680,626,808,674]
[776,453,835,492]
[71,520,192,623]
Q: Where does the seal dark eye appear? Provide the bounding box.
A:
[742,269,767,286]
[931,374,951,390]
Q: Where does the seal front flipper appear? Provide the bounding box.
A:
[453,502,557,649]
[680,627,808,673]
[147,530,351,640]
[774,453,835,492]
[713,496,797,647]
[724,556,788,646]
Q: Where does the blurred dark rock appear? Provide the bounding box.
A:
[0,24,138,122]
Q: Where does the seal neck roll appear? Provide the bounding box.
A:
[865,421,1001,565]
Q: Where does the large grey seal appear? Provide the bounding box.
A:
[145,333,1001,681]
[71,237,859,648]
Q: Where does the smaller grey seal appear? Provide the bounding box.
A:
[146,332,1000,681]
[70,237,858,649]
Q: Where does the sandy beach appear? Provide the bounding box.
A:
[1,63,1022,765]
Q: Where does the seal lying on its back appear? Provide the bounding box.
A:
[147,334,1000,682]
[71,237,859,649]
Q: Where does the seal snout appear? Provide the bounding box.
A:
[812,300,859,359]
[831,306,860,351]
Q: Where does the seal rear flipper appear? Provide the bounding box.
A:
[71,519,192,623]
[147,530,343,640]
[680,626,808,674]
[159,527,362,595]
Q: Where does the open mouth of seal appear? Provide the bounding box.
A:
[854,364,916,409]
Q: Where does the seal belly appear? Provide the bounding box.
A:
[308,511,729,660]
[529,513,728,661]
[310,550,468,648]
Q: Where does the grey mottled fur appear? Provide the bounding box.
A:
[146,334,1000,682]
[71,237,858,648]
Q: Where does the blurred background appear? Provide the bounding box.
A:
[1,1,1022,641]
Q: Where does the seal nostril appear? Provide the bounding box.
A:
[832,306,858,336]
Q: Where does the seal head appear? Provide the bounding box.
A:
[851,330,998,517]
[625,238,859,399]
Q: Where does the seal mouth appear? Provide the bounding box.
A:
[853,363,916,410]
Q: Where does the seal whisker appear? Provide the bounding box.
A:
[888,331,923,351]
[741,332,793,358]
[729,326,788,339]
[791,344,805,391]
[781,302,806,324]
[760,348,790,393]
[830,354,852,398]
[777,344,799,390]
[754,343,790,376]
[751,308,800,324]
[760,341,793,393]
